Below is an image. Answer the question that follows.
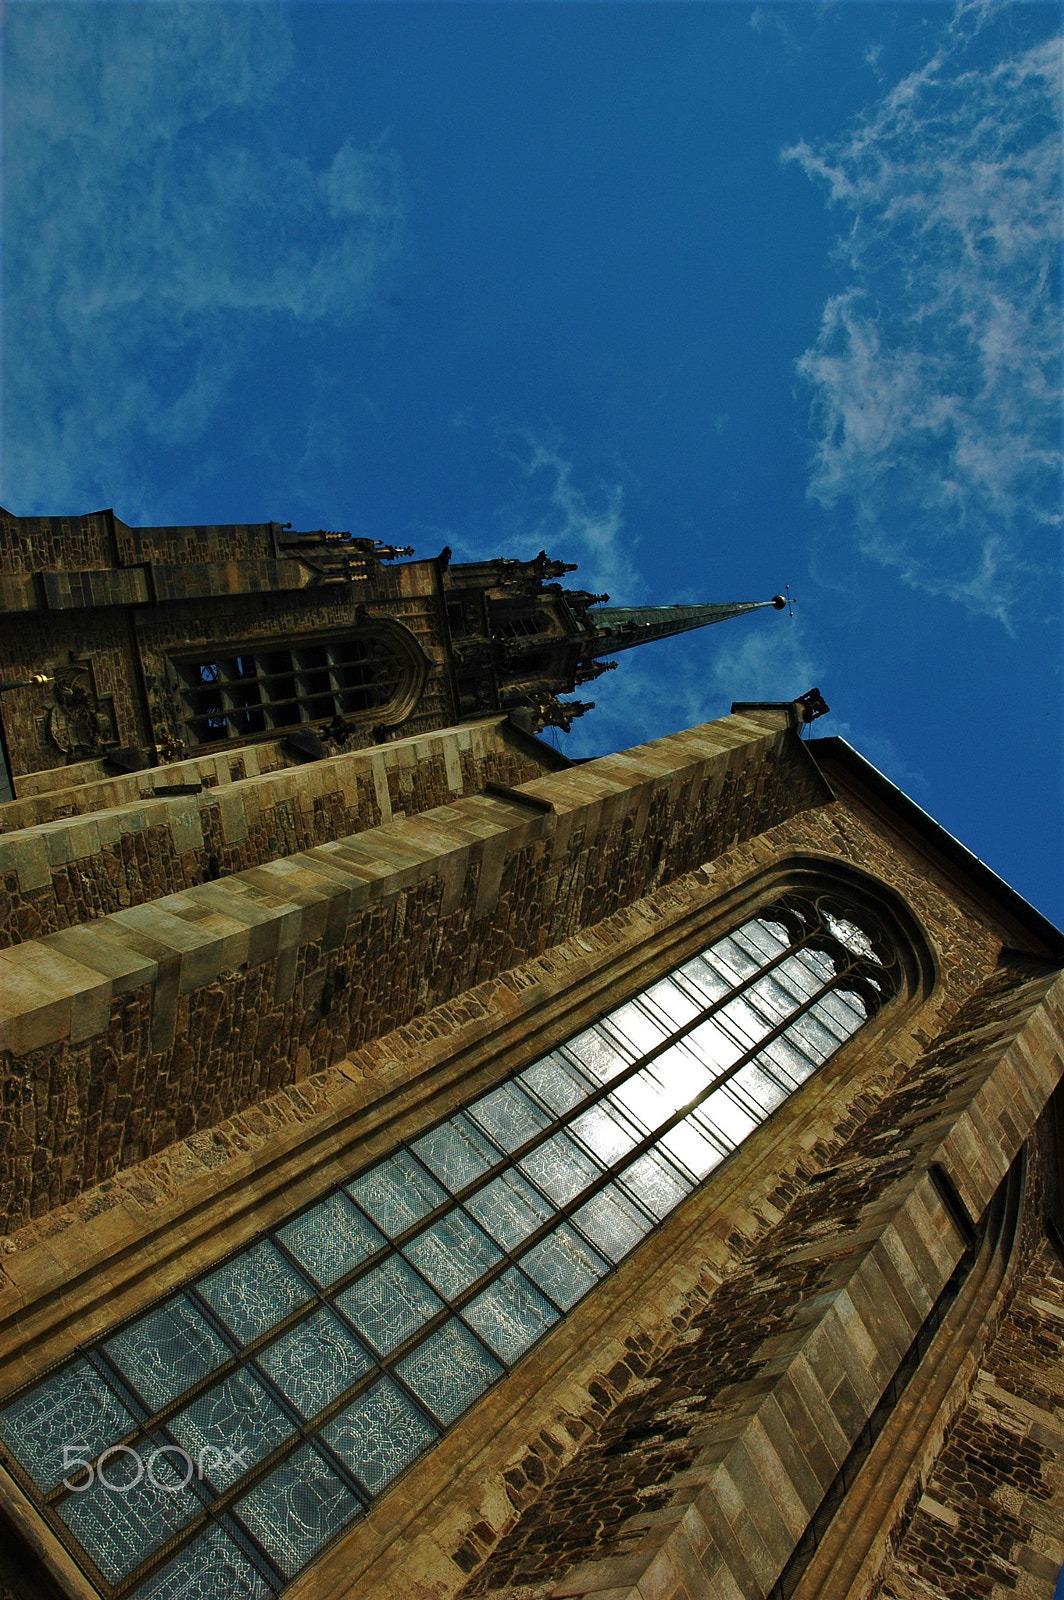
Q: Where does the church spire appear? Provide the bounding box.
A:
[582,597,787,658]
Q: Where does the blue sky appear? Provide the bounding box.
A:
[3,1,1061,924]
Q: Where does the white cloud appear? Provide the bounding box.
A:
[785,5,1062,626]
[704,615,823,707]
[447,432,642,603]
[559,611,817,760]
[2,4,406,519]
[513,437,639,602]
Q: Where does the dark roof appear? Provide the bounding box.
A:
[807,736,1064,963]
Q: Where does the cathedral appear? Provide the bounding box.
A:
[0,507,1061,1600]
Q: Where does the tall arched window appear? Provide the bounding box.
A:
[0,896,896,1600]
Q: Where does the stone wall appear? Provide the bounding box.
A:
[0,715,827,1230]
[0,510,117,576]
[876,1239,1064,1600]
[0,722,553,945]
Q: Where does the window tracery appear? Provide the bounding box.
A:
[0,892,898,1599]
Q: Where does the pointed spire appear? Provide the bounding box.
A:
[583,598,786,657]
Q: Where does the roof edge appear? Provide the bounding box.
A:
[807,736,1064,963]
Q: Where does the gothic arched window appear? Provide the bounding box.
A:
[0,896,896,1599]
[172,626,426,747]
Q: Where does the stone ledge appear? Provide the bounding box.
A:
[0,714,796,1057]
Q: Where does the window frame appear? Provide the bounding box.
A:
[168,622,430,749]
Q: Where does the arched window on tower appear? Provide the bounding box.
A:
[171,627,425,747]
[0,895,898,1600]
[493,610,550,639]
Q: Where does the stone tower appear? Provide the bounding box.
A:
[0,512,1061,1600]
[0,504,784,798]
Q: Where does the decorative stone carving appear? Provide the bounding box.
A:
[47,663,118,761]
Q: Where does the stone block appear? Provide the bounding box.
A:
[110,904,223,993]
[215,789,249,845]
[0,940,111,1047]
[553,1553,649,1596]
[44,923,158,994]
[8,832,51,891]
[0,962,72,1053]
[167,797,205,855]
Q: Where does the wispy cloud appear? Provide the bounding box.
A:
[561,612,817,759]
[785,4,1061,626]
[448,432,642,603]
[511,436,639,602]
[2,4,406,519]
[705,615,823,707]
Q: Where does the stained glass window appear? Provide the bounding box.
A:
[0,893,892,1598]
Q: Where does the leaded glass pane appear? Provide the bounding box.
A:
[0,1358,137,1492]
[346,1150,445,1238]
[104,1296,230,1414]
[336,1256,443,1356]
[167,1369,295,1491]
[463,1268,560,1363]
[728,1062,790,1118]
[795,945,838,985]
[745,971,803,1027]
[641,976,701,1030]
[233,1442,362,1579]
[134,1524,274,1600]
[716,993,774,1050]
[59,1444,198,1583]
[680,1016,743,1075]
[568,1101,642,1165]
[656,1116,727,1181]
[321,1377,436,1495]
[519,1131,601,1206]
[645,1041,715,1110]
[703,934,761,983]
[276,1192,384,1287]
[695,1087,761,1148]
[404,1209,503,1299]
[464,1170,554,1251]
[618,1149,692,1221]
[737,918,791,961]
[825,911,879,961]
[811,989,867,1040]
[467,1082,550,1153]
[412,1115,500,1193]
[257,1309,372,1419]
[395,1320,502,1424]
[562,1024,636,1084]
[609,1064,680,1131]
[597,1000,668,1059]
[676,953,730,1004]
[519,1053,595,1115]
[521,1225,608,1311]
[773,952,824,1002]
[571,1185,653,1262]
[758,1033,818,1086]
[787,1010,840,1065]
[197,1240,311,1346]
